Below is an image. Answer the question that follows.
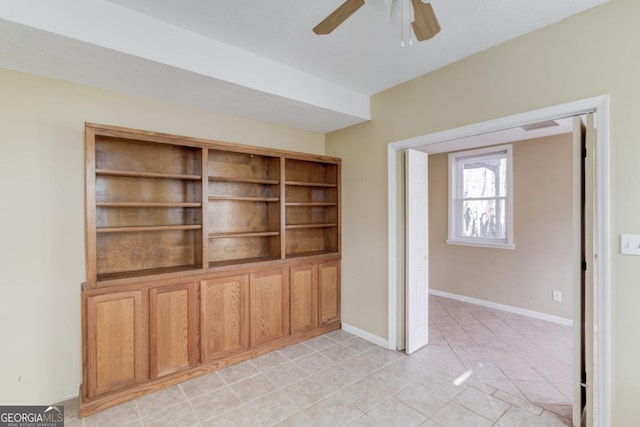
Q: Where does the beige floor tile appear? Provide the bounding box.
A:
[538,403,573,421]
[418,371,467,399]
[362,346,406,365]
[362,397,426,427]
[204,403,262,427]
[278,342,314,360]
[338,353,385,379]
[342,336,378,353]
[179,371,226,400]
[395,383,450,417]
[321,343,359,362]
[303,335,336,351]
[84,400,139,427]
[263,361,309,387]
[282,375,336,407]
[314,364,363,390]
[496,406,571,427]
[430,401,493,427]
[244,389,305,426]
[512,380,571,405]
[325,329,355,343]
[418,419,444,427]
[140,401,198,427]
[229,373,277,403]
[190,386,242,422]
[136,385,186,418]
[453,386,510,422]
[251,350,290,372]
[477,378,527,400]
[493,389,543,415]
[334,379,390,412]
[217,360,260,385]
[277,392,363,427]
[295,351,334,374]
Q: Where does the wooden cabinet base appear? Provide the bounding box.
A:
[79,321,339,417]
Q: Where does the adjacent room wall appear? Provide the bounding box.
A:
[0,68,324,405]
[429,134,574,320]
[325,0,639,423]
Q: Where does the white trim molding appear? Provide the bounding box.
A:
[429,289,573,327]
[387,95,611,427]
[341,323,388,348]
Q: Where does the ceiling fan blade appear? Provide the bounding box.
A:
[313,0,366,35]
[411,0,441,41]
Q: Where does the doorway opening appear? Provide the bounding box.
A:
[387,96,610,427]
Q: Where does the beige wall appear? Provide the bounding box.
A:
[429,134,574,319]
[0,68,324,404]
[326,0,640,423]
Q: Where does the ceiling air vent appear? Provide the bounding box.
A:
[519,120,559,131]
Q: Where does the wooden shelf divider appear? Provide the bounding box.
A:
[96,169,201,180]
[209,176,279,185]
[96,202,202,208]
[285,181,337,188]
[97,224,202,233]
[208,196,279,202]
[285,223,337,229]
[208,231,280,239]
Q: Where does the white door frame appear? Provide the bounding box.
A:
[387,95,610,427]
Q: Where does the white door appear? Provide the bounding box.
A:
[405,149,429,354]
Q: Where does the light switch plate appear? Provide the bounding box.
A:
[620,234,640,255]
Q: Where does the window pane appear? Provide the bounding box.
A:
[459,199,506,239]
[461,156,507,198]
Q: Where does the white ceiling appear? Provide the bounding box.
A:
[0,0,608,133]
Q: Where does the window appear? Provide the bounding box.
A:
[447,145,514,249]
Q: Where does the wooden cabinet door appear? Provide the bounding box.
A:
[250,269,289,347]
[290,264,318,335]
[200,275,249,362]
[149,282,197,379]
[85,290,147,398]
[318,260,340,325]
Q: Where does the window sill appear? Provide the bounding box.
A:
[446,239,516,250]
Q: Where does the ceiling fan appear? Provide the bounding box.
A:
[313,0,441,42]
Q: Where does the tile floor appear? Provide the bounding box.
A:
[61,295,575,426]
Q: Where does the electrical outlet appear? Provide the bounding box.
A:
[621,234,640,255]
[552,291,562,302]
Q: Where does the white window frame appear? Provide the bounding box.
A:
[447,144,515,249]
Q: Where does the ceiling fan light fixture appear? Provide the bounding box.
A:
[364,0,392,14]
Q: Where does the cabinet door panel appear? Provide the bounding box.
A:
[86,290,147,397]
[149,283,197,378]
[250,269,289,347]
[290,264,318,335]
[200,275,249,361]
[319,261,340,325]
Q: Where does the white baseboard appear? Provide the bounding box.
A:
[341,323,389,348]
[429,289,573,327]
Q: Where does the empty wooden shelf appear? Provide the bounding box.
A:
[81,123,341,416]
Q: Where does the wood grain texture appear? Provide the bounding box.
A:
[250,269,289,347]
[200,275,249,361]
[86,291,146,397]
[290,264,318,335]
[149,283,197,378]
[313,0,365,35]
[319,261,341,325]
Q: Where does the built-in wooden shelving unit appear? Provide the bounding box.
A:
[81,123,341,417]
